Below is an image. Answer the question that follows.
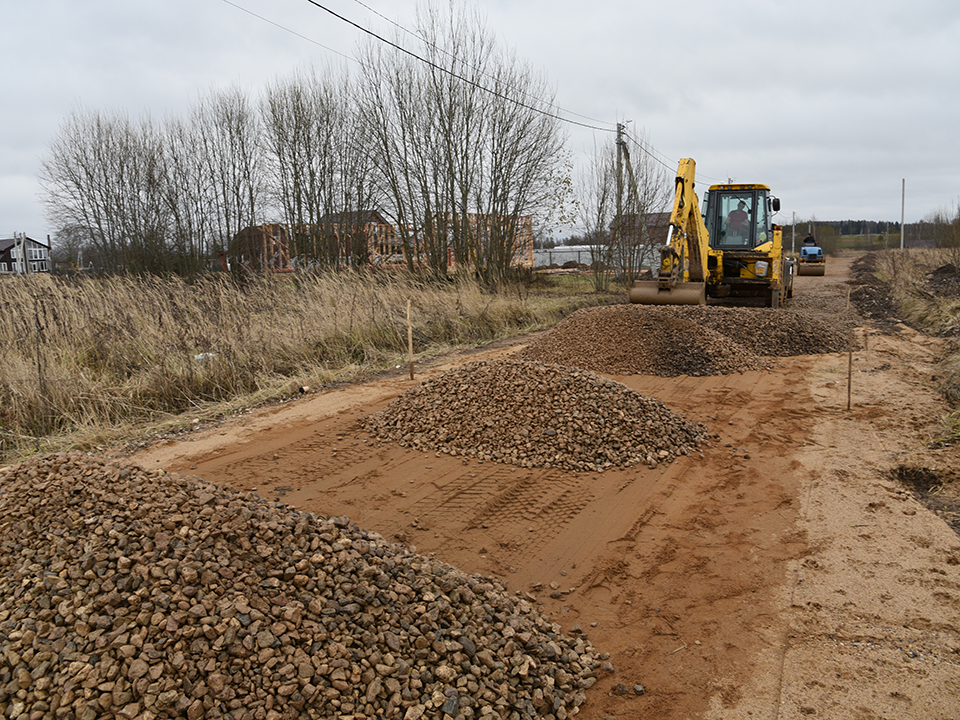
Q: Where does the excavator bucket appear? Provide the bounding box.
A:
[629,280,706,306]
[797,264,825,277]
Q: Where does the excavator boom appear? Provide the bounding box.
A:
[628,159,707,306]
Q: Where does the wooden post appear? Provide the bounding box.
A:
[847,331,853,411]
[407,299,414,380]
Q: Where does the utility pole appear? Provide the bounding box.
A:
[900,178,905,251]
[791,212,796,255]
[14,232,26,275]
[615,122,624,281]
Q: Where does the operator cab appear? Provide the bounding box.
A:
[702,185,780,250]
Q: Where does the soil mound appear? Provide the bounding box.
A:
[361,358,709,472]
[0,453,600,720]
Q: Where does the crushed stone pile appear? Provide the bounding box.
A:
[519,304,856,376]
[361,359,710,473]
[663,306,856,357]
[518,306,766,376]
[0,453,601,720]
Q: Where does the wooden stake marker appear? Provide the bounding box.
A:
[847,331,853,411]
[407,299,414,380]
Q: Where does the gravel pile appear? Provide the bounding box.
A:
[518,306,766,376]
[361,359,710,473]
[664,306,855,357]
[0,453,600,720]
[519,304,855,376]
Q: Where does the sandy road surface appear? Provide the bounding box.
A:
[130,257,960,720]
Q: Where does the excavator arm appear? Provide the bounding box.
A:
[629,158,708,305]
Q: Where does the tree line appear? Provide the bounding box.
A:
[41,4,569,284]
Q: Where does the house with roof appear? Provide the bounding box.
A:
[230,209,535,272]
[611,211,670,246]
[316,210,402,267]
[225,224,294,273]
[0,234,51,275]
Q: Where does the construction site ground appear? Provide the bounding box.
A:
[129,256,960,720]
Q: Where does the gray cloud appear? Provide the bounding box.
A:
[3,0,957,239]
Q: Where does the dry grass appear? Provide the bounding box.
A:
[873,248,960,334]
[871,248,960,404]
[0,270,613,462]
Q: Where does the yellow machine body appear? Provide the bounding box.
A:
[629,159,794,307]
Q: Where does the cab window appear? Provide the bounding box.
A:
[718,195,753,247]
[754,195,768,246]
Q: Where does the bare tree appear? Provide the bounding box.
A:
[41,1,571,282]
[162,117,216,276]
[49,224,94,270]
[578,139,617,290]
[928,201,960,250]
[356,1,566,284]
[261,67,377,268]
[473,48,565,285]
[355,40,433,273]
[610,129,671,286]
[576,129,670,290]
[193,88,268,270]
[40,107,173,274]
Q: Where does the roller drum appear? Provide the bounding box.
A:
[797,263,825,276]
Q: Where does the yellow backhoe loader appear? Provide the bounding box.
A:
[629,158,794,307]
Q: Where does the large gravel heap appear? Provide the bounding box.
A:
[0,453,600,720]
[519,304,855,376]
[666,305,856,357]
[361,359,709,472]
[518,305,765,376]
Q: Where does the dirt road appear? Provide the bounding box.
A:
[130,257,960,720]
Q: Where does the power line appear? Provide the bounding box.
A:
[624,126,727,184]
[301,0,615,133]
[221,0,353,62]
[223,0,699,172]
[621,126,676,174]
[346,0,617,130]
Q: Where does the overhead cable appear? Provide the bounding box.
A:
[346,0,618,130]
[221,0,352,62]
[302,0,615,132]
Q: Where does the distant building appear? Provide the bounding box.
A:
[227,224,294,273]
[0,234,51,275]
[313,210,534,269]
[411,213,534,269]
[317,211,401,267]
[453,213,534,269]
[232,211,534,272]
[611,212,670,246]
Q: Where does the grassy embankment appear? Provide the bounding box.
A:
[0,270,617,464]
[866,248,960,441]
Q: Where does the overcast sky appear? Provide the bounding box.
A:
[3,0,959,241]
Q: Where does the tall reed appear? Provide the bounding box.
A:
[0,270,609,461]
